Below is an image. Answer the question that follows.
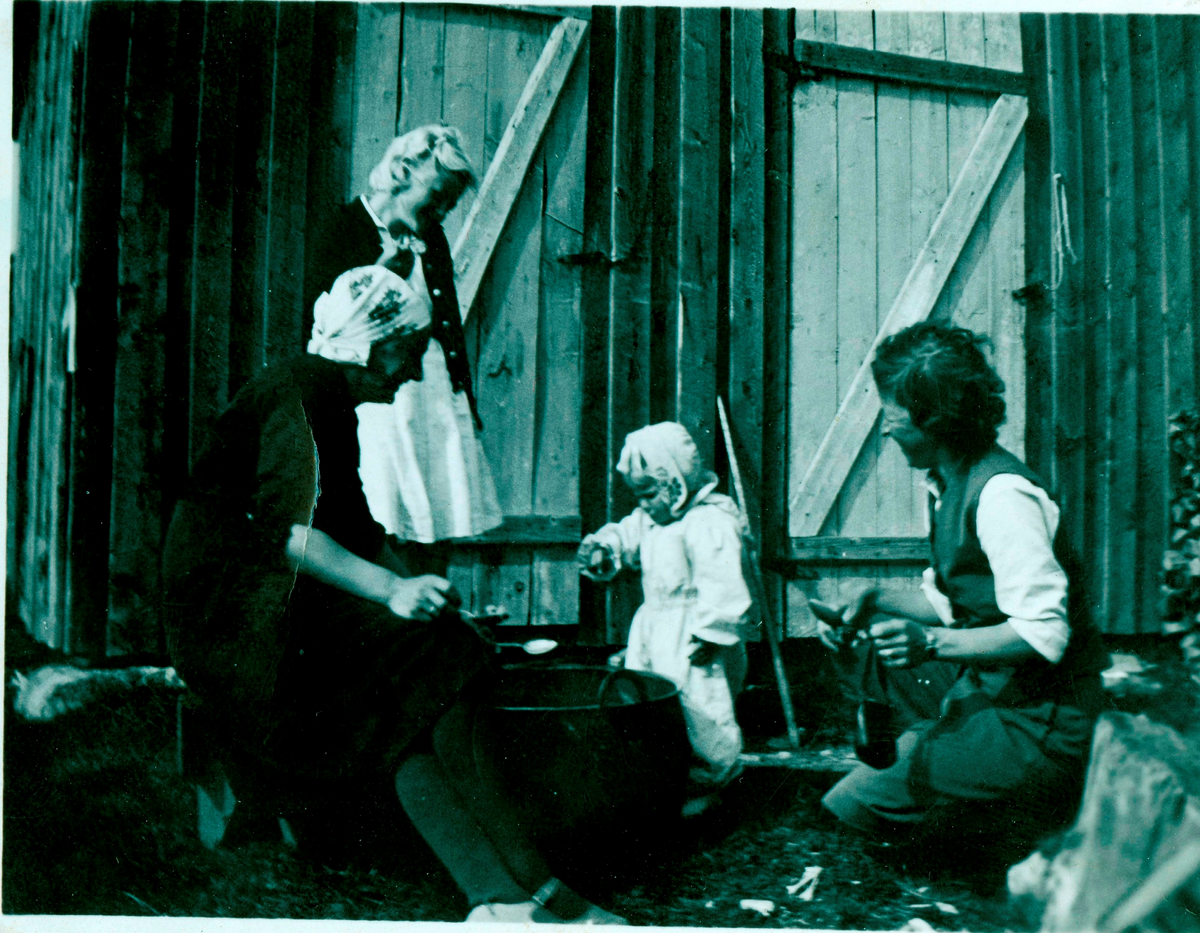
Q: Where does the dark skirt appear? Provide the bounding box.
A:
[258,575,492,782]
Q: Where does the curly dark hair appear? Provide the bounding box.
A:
[870,322,1006,459]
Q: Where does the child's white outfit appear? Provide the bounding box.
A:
[583,480,752,786]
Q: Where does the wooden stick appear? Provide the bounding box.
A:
[718,397,802,749]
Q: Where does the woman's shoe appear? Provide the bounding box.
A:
[466,901,540,922]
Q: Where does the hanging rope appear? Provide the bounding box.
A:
[1049,172,1078,291]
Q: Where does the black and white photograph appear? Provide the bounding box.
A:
[6,1,1200,929]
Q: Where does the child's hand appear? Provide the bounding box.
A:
[689,639,720,667]
[577,541,617,582]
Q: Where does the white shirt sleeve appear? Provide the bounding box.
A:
[975,474,1071,663]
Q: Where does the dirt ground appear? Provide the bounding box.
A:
[3,672,1028,930]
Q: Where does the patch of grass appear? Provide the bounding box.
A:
[4,686,1025,929]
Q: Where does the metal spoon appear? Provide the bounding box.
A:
[496,638,559,656]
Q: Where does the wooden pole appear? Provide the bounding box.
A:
[717,397,801,749]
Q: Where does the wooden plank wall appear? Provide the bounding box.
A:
[13,2,594,655]
[9,2,88,651]
[1024,14,1200,634]
[385,5,590,632]
[786,12,1025,636]
[14,2,368,655]
[580,8,774,644]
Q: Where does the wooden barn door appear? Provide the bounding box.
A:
[347,5,590,632]
[784,12,1029,633]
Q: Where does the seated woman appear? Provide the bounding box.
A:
[816,322,1108,858]
[163,265,624,924]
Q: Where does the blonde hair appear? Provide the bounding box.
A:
[367,125,477,204]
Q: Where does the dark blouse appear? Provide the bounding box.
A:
[163,354,489,778]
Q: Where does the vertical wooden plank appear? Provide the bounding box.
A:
[107,2,180,654]
[471,13,550,626]
[871,12,925,616]
[1022,14,1058,496]
[530,38,588,627]
[1155,17,1195,421]
[786,9,838,634]
[728,8,765,536]
[830,12,879,622]
[674,8,720,463]
[438,6,488,249]
[578,6,616,644]
[592,8,656,644]
[67,2,130,658]
[1101,15,1140,634]
[649,9,681,429]
[228,3,279,393]
[873,12,915,539]
[397,3,446,132]
[303,1,357,336]
[1130,15,1169,634]
[163,0,207,521]
[1048,17,1089,570]
[1189,17,1200,410]
[983,13,1026,458]
[761,7,792,639]
[350,3,402,200]
[263,2,314,365]
[189,3,241,455]
[940,14,993,337]
[1077,13,1113,628]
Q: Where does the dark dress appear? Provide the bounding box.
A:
[163,354,489,783]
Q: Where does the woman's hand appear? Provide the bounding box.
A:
[577,541,617,582]
[386,574,456,621]
[869,618,934,668]
[837,584,877,627]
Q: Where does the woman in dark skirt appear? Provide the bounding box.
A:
[164,265,624,924]
[816,322,1109,861]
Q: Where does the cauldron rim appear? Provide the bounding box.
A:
[491,663,680,712]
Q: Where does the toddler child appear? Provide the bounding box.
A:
[577,422,753,788]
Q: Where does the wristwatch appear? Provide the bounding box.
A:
[922,626,940,660]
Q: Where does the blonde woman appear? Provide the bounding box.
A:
[306,126,502,577]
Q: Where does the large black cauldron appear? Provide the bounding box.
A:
[477,665,690,879]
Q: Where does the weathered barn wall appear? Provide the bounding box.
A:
[782,11,1027,636]
[8,2,88,652]
[11,2,598,655]
[1023,14,1200,635]
[579,8,777,643]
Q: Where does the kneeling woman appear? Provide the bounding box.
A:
[164,266,623,924]
[818,323,1108,852]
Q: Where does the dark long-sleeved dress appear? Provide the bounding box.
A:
[163,354,489,782]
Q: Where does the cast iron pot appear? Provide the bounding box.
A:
[477,665,691,879]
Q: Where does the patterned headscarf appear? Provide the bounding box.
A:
[308,265,432,365]
[617,422,719,518]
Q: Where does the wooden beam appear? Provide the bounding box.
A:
[497,6,592,22]
[452,16,588,323]
[791,38,1027,96]
[784,537,930,564]
[789,94,1028,537]
[458,515,582,546]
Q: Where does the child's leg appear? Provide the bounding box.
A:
[680,648,745,786]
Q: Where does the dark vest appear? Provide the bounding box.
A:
[929,446,1107,711]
